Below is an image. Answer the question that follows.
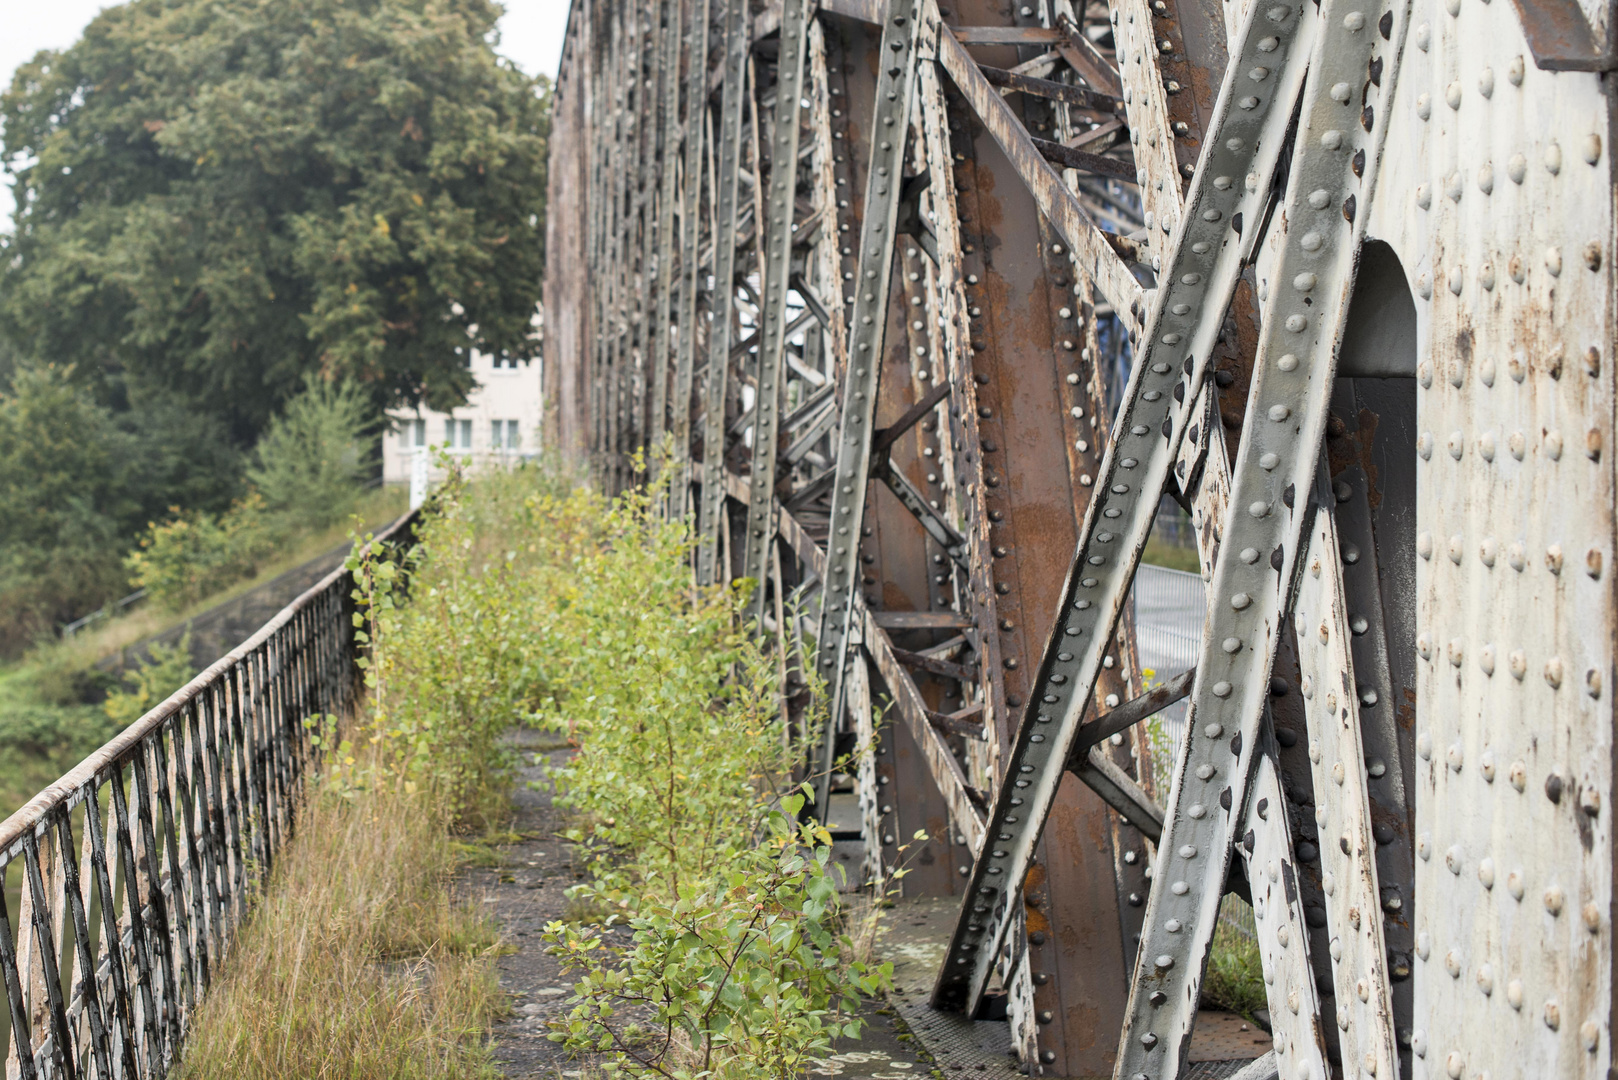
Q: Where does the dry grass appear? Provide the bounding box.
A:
[174,774,507,1080]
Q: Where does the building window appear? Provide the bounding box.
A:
[492,419,520,450]
[400,418,426,451]
[492,356,521,371]
[445,417,472,451]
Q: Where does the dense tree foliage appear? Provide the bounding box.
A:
[0,0,551,653]
[1,0,551,440]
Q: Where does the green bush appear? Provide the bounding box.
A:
[248,375,372,531]
[125,495,277,611]
[338,461,884,1078]
[103,635,197,727]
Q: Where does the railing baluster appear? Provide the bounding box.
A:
[196,686,231,950]
[0,860,39,1080]
[108,762,163,1078]
[131,742,180,1062]
[175,706,216,993]
[151,719,198,1013]
[80,787,140,1080]
[21,831,76,1079]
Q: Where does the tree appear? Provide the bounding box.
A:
[247,373,372,528]
[0,364,133,650]
[0,0,551,443]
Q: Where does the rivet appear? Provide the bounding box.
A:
[1545,657,1564,688]
[1508,55,1524,84]
[1508,541,1527,570]
[1545,1000,1562,1030]
[1547,544,1564,573]
[1507,153,1527,183]
[1417,532,1434,558]
[1477,162,1494,194]
[1588,669,1604,698]
[1509,254,1525,283]
[1416,93,1432,120]
[1545,141,1563,174]
[1480,644,1496,674]
[1546,247,1563,276]
[1446,846,1463,874]
[1418,732,1433,760]
[1445,81,1462,109]
[1445,171,1464,202]
[1445,1052,1464,1079]
[1415,183,1432,209]
[1584,902,1602,930]
[1445,948,1462,975]
[1478,857,1495,889]
[1477,962,1494,995]
[1416,21,1431,48]
[1416,273,1432,300]
[1277,353,1299,371]
[1479,263,1496,290]
[1509,760,1527,792]
[1417,929,1432,958]
[1507,979,1524,1008]
[1583,134,1603,164]
[1447,743,1464,772]
[1417,633,1434,659]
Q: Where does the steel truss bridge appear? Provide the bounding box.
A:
[546,0,1614,1075]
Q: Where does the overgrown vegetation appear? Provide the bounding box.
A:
[524,478,885,1077]
[177,463,885,1079]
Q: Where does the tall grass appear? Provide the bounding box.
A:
[175,782,506,1079]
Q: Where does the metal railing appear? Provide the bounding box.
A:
[0,510,418,1080]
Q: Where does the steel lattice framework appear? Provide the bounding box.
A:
[545,0,1616,1074]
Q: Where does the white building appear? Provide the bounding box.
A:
[382,350,543,485]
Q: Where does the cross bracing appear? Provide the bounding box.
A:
[543,0,1618,1076]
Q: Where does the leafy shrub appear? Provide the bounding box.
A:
[0,705,117,761]
[248,375,372,530]
[548,796,882,1079]
[103,635,197,727]
[125,494,277,611]
[335,459,884,1078]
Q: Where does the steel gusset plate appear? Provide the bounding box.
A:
[931,0,1320,1017]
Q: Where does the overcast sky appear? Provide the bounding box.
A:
[0,1,572,228]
